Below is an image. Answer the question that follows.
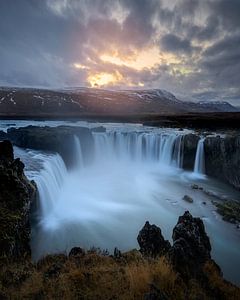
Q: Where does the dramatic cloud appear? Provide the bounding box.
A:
[0,0,239,104]
[160,34,194,54]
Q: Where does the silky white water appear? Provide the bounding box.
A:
[12,123,240,286]
[194,138,206,175]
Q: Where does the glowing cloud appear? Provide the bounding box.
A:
[73,63,89,70]
[100,47,161,71]
[87,71,123,87]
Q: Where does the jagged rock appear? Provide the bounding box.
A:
[182,195,193,203]
[182,134,200,170]
[137,221,171,257]
[0,141,36,258]
[204,135,240,190]
[169,211,211,279]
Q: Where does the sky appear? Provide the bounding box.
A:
[0,0,239,104]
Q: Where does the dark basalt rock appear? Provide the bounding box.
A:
[0,130,7,141]
[182,195,193,203]
[182,134,200,170]
[0,140,36,258]
[137,221,171,257]
[169,211,211,279]
[204,135,240,190]
[6,125,94,168]
[0,140,14,161]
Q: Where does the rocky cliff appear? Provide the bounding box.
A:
[0,140,36,258]
[204,135,240,190]
[6,125,96,167]
[182,133,240,191]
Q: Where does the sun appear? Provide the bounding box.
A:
[87,71,123,87]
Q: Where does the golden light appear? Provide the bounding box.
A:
[87,71,123,87]
[100,47,161,71]
[74,63,89,70]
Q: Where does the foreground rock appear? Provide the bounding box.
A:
[169,211,212,279]
[0,140,36,258]
[137,221,171,257]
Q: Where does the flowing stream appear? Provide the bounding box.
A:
[9,121,240,286]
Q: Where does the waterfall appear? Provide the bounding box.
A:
[33,131,185,218]
[172,135,184,168]
[33,154,68,216]
[92,131,184,167]
[194,138,205,174]
[73,135,84,168]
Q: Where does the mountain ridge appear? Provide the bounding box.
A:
[0,86,238,117]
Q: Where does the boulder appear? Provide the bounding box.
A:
[137,221,171,257]
[182,195,193,203]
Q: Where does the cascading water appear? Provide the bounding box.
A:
[194,138,206,175]
[92,131,184,167]
[73,135,84,168]
[33,154,67,216]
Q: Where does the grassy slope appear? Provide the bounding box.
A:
[1,250,239,300]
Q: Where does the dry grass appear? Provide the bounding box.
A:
[204,261,240,300]
[0,252,239,300]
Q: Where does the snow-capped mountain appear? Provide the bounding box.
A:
[0,86,237,117]
[197,101,238,112]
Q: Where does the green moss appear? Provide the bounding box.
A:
[213,200,240,224]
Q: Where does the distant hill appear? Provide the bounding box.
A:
[0,87,238,117]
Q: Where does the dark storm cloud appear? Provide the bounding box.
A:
[160,34,195,54]
[210,0,240,30]
[0,0,239,104]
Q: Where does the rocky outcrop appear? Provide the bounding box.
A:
[137,211,218,282]
[169,211,212,279]
[6,126,95,167]
[137,221,171,257]
[0,140,36,258]
[182,134,199,170]
[204,135,240,190]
